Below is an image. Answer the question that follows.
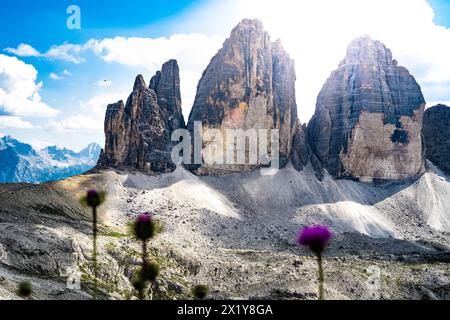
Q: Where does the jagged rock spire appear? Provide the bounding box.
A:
[133,74,147,92]
[98,60,185,173]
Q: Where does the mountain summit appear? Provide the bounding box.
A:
[307,35,426,181]
[187,19,301,172]
[98,59,185,172]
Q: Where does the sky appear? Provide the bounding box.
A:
[0,0,449,151]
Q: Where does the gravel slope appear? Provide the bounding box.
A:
[0,164,449,300]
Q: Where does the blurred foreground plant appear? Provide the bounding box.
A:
[17,281,32,299]
[80,189,105,299]
[192,284,209,300]
[131,212,163,299]
[296,225,333,300]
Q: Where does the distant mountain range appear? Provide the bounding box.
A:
[0,135,101,183]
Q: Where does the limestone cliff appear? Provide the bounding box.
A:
[187,19,299,172]
[98,60,185,173]
[307,35,426,181]
[423,104,450,175]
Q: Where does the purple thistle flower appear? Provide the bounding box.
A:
[86,189,100,207]
[137,212,152,224]
[132,212,163,299]
[296,225,332,255]
[80,189,105,299]
[296,225,333,300]
[134,212,156,241]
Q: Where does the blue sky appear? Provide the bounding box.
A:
[1,1,203,47]
[428,0,450,26]
[0,0,450,151]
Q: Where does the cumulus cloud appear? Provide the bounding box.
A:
[46,115,100,133]
[44,43,86,64]
[87,34,222,117]
[5,42,88,63]
[4,43,40,57]
[0,54,60,117]
[49,69,72,81]
[0,116,34,129]
[81,92,127,118]
[50,73,63,80]
[45,92,126,133]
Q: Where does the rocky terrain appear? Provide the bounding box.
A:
[306,36,426,182]
[0,135,100,184]
[0,164,449,300]
[423,104,450,175]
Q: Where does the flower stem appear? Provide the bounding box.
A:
[142,241,148,266]
[138,240,148,300]
[92,205,98,300]
[317,253,324,300]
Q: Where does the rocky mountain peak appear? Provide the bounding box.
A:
[339,35,394,67]
[229,18,266,39]
[79,143,102,158]
[133,74,148,92]
[307,36,426,181]
[98,59,185,173]
[187,18,301,172]
[149,59,185,130]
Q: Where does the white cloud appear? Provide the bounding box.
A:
[50,73,63,80]
[4,43,41,57]
[5,42,87,64]
[50,69,72,80]
[0,54,60,117]
[44,43,86,63]
[87,34,222,119]
[80,92,126,119]
[45,92,126,134]
[0,116,34,129]
[46,115,101,133]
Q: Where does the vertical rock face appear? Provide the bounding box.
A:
[98,60,185,173]
[307,36,426,181]
[423,104,450,175]
[290,122,311,172]
[187,19,299,172]
[149,59,185,131]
